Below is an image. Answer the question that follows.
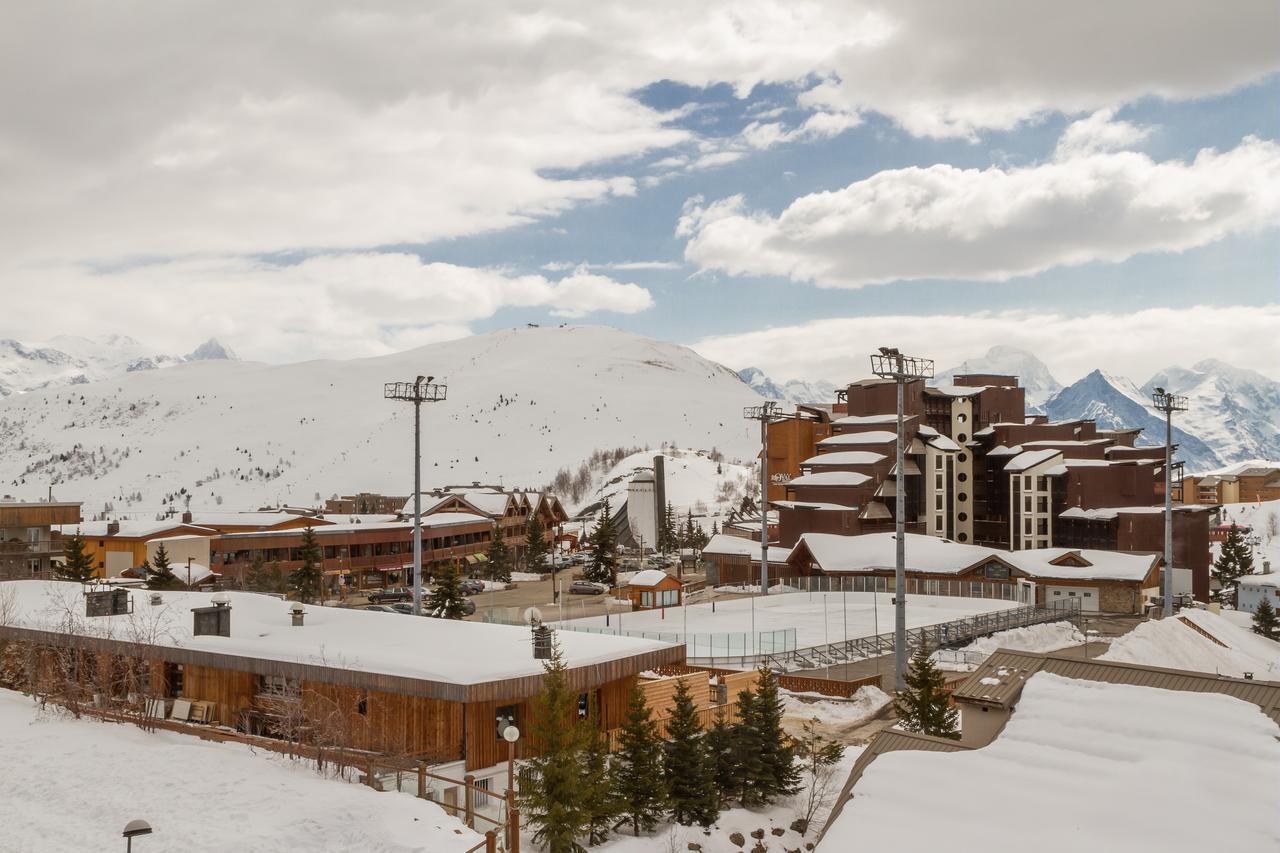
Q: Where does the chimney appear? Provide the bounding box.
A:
[149,592,163,606]
[290,602,306,627]
[107,520,120,536]
[532,623,552,660]
[181,510,193,524]
[192,593,232,637]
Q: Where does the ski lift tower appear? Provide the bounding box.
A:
[870,347,933,692]
[385,376,447,616]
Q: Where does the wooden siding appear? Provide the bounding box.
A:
[181,664,257,727]
[304,682,464,761]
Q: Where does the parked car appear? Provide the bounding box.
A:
[569,580,607,595]
[460,579,486,596]
[390,602,417,615]
[368,587,412,604]
[364,604,398,613]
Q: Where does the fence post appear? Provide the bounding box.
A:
[485,829,497,853]
[417,761,426,799]
[367,757,377,788]
[464,773,475,828]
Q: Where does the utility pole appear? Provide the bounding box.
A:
[385,376,447,616]
[1151,387,1188,618]
[871,347,934,692]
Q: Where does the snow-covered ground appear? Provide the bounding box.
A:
[1099,608,1280,680]
[823,672,1280,853]
[933,620,1086,671]
[1215,497,1280,573]
[555,590,1022,650]
[0,688,482,852]
[570,446,755,522]
[0,325,762,517]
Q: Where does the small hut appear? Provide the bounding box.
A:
[624,569,682,610]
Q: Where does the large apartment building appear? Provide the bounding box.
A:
[0,497,82,580]
[766,368,1213,599]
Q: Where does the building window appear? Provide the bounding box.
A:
[1037,496,1048,514]
[496,705,518,739]
[1024,518,1032,535]
[935,518,943,531]
[1037,519,1048,536]
[935,474,943,490]
[957,532,968,542]
[1036,476,1047,491]
[1024,496,1032,512]
[935,455,943,470]
[957,433,967,443]
[935,494,943,511]
[958,512,968,522]
[957,413,968,424]
[357,692,368,716]
[957,472,968,483]
[958,492,967,503]
[958,452,968,463]
[577,693,590,720]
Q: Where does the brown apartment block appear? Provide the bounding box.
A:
[0,497,83,579]
[764,366,1213,600]
[1182,466,1280,505]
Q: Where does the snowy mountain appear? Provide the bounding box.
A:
[1044,369,1223,472]
[738,367,839,405]
[1141,359,1280,468]
[0,335,235,397]
[934,345,1062,411]
[0,326,764,516]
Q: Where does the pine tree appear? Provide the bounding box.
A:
[428,563,470,619]
[710,520,720,536]
[287,525,323,603]
[896,644,960,740]
[659,502,677,555]
[613,684,668,835]
[1214,524,1255,603]
[519,645,590,853]
[487,525,513,583]
[745,667,800,801]
[146,542,181,590]
[57,532,96,582]
[1253,595,1279,640]
[579,707,620,847]
[683,511,698,551]
[244,552,267,591]
[585,498,618,587]
[731,686,767,807]
[269,561,286,594]
[663,679,718,827]
[703,707,741,809]
[526,515,551,573]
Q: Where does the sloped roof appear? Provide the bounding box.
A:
[787,471,872,487]
[817,431,897,447]
[801,451,887,467]
[1004,449,1063,472]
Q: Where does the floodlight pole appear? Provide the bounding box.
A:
[871,347,933,692]
[385,377,448,616]
[1152,388,1188,618]
[744,401,782,657]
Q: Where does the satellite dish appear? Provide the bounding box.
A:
[523,606,543,627]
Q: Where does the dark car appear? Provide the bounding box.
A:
[460,579,486,596]
[569,580,606,595]
[365,604,398,613]
[368,587,412,604]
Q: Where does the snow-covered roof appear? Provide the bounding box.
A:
[1003,449,1062,472]
[54,520,217,538]
[817,431,897,447]
[926,434,961,452]
[1240,573,1280,588]
[823,672,1280,853]
[1,581,675,687]
[214,514,492,540]
[801,451,887,467]
[626,569,675,587]
[1059,505,1211,521]
[1101,609,1280,680]
[772,500,854,511]
[787,471,872,488]
[793,533,1155,581]
[986,444,1021,456]
[702,534,792,564]
[926,384,986,397]
[186,511,316,527]
[832,414,899,426]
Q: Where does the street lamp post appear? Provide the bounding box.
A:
[744,401,783,658]
[502,725,521,853]
[1152,387,1188,618]
[385,376,448,616]
[870,346,934,692]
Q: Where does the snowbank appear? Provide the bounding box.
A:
[823,673,1280,853]
[933,621,1085,670]
[0,689,482,852]
[783,686,893,729]
[1100,608,1280,680]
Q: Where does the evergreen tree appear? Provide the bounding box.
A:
[663,679,718,827]
[703,707,741,809]
[742,667,800,802]
[486,525,513,583]
[584,498,618,586]
[525,515,551,573]
[1252,595,1279,640]
[146,542,182,590]
[57,532,95,582]
[683,511,699,551]
[269,560,286,594]
[896,644,960,740]
[579,708,620,847]
[427,563,470,619]
[659,502,678,555]
[710,520,720,536]
[730,686,767,806]
[519,645,590,853]
[613,684,668,835]
[244,552,267,592]
[1214,524,1255,603]
[287,525,323,603]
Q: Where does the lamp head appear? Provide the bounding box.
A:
[1154,386,1166,396]
[503,725,521,743]
[122,820,153,839]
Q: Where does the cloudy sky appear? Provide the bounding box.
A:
[2,2,1277,385]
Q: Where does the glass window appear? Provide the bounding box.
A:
[935,494,943,511]
[935,455,943,469]
[496,704,517,739]
[1024,476,1032,489]
[1036,476,1047,491]
[640,591,652,607]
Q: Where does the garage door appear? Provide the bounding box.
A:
[1045,585,1100,613]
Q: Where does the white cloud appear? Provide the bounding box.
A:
[542,260,682,272]
[692,305,1280,386]
[1054,109,1153,159]
[2,254,651,363]
[680,136,1280,287]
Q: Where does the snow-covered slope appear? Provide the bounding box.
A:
[1045,369,1222,472]
[571,447,755,519]
[0,325,763,516]
[1141,359,1280,467]
[0,334,234,397]
[737,367,839,405]
[935,345,1062,411]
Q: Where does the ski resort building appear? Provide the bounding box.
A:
[1183,465,1280,505]
[52,518,219,578]
[762,366,1213,599]
[0,497,82,580]
[0,581,684,782]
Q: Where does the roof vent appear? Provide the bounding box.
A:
[181,510,193,524]
[532,623,553,660]
[290,602,306,627]
[149,592,163,606]
[85,588,132,617]
[192,601,231,637]
[106,520,120,536]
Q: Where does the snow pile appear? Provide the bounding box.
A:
[824,673,1280,853]
[1100,608,1280,680]
[934,620,1085,670]
[0,688,482,852]
[782,686,893,730]
[510,571,546,582]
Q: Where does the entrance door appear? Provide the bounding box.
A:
[1017,579,1036,606]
